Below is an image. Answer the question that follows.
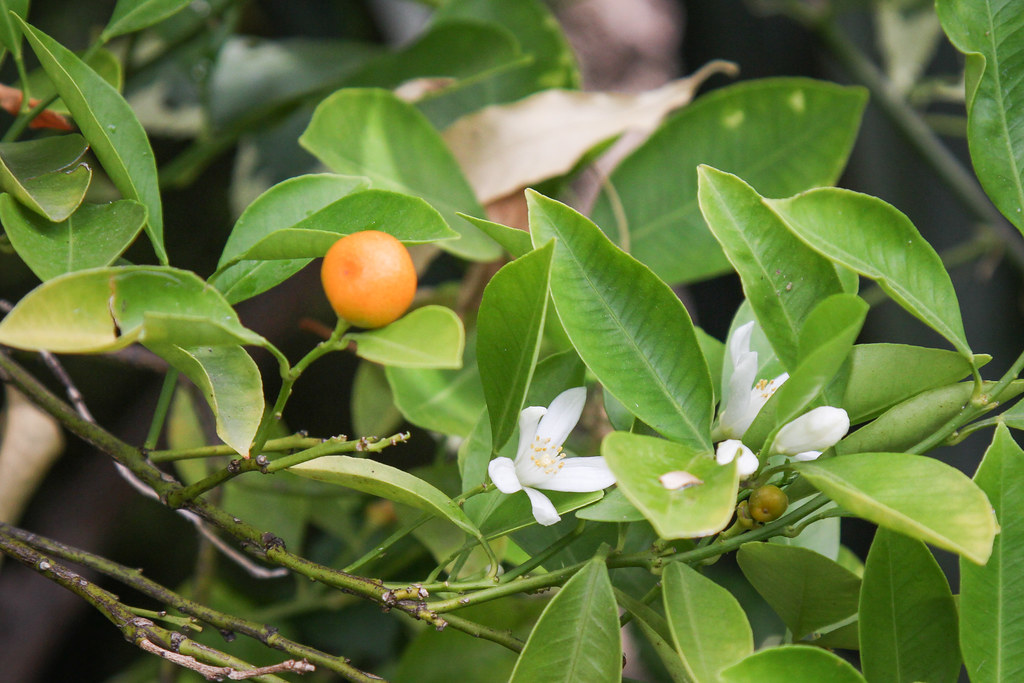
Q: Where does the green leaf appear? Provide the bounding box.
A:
[767,188,971,356]
[696,166,845,370]
[797,452,997,564]
[299,88,499,261]
[836,380,1024,455]
[19,49,123,115]
[459,212,533,258]
[102,0,193,41]
[721,645,866,683]
[574,487,645,522]
[476,490,603,539]
[17,18,166,263]
[591,78,866,284]
[289,455,482,539]
[351,361,402,438]
[477,242,553,451]
[615,588,691,683]
[663,561,753,681]
[147,343,263,456]
[0,136,91,222]
[529,191,713,449]
[213,174,368,304]
[936,0,1024,233]
[0,0,29,59]
[386,338,484,438]
[602,431,736,539]
[509,560,621,683]
[345,306,464,369]
[859,528,960,683]
[960,424,1024,681]
[737,543,861,641]
[232,189,458,261]
[429,0,579,124]
[1,196,146,281]
[843,344,980,423]
[0,266,263,353]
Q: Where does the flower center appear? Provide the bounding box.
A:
[755,377,783,400]
[529,436,565,476]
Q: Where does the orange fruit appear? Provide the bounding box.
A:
[321,230,417,328]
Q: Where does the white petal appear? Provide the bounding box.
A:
[523,486,561,526]
[718,352,759,438]
[772,407,850,455]
[488,457,523,494]
[535,387,586,448]
[728,321,755,366]
[736,449,760,476]
[748,372,789,416]
[659,470,703,490]
[538,456,616,492]
[515,406,546,462]
[716,439,748,465]
[791,450,822,462]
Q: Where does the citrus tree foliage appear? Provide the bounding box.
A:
[1,1,1024,681]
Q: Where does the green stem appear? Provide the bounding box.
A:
[442,612,524,653]
[344,512,431,574]
[143,369,179,451]
[249,320,349,456]
[147,433,327,463]
[499,520,585,583]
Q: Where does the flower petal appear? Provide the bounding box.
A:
[488,457,523,494]
[534,387,586,448]
[772,406,849,455]
[729,321,755,366]
[523,486,561,526]
[515,406,546,463]
[790,450,822,462]
[718,352,759,438]
[736,448,760,476]
[538,456,617,492]
[715,439,747,465]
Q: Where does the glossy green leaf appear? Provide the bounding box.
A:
[796,452,997,564]
[17,18,166,263]
[662,562,753,681]
[138,313,269,348]
[960,424,1024,681]
[509,560,620,683]
[836,380,1024,455]
[459,212,533,258]
[386,339,484,438]
[351,361,402,438]
[429,0,579,125]
[591,79,866,284]
[843,343,980,423]
[721,645,866,683]
[147,343,263,456]
[574,487,645,522]
[615,588,690,683]
[0,135,91,222]
[737,543,861,641]
[102,0,193,41]
[859,528,960,683]
[345,306,465,369]
[0,0,29,59]
[530,191,713,449]
[937,0,1024,233]
[1,196,146,281]
[19,49,123,115]
[602,431,736,539]
[697,166,845,370]
[213,174,367,303]
[767,188,971,356]
[477,242,553,451]
[0,266,261,353]
[289,455,482,539]
[232,189,457,261]
[476,489,603,539]
[299,88,499,261]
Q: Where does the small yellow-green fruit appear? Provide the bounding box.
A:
[748,484,789,523]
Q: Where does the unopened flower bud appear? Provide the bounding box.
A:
[715,439,759,476]
[771,406,849,455]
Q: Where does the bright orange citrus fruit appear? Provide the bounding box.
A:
[321,230,417,328]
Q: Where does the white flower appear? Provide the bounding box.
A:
[715,439,760,477]
[487,388,616,526]
[770,406,849,456]
[717,321,789,439]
